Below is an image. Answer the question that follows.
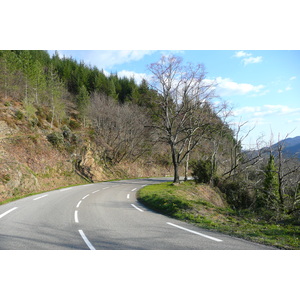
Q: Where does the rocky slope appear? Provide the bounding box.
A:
[0,98,170,202]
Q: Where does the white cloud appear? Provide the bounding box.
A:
[234,51,252,58]
[290,76,296,80]
[89,50,155,68]
[288,118,300,123]
[234,51,263,65]
[116,70,151,84]
[213,77,265,97]
[243,56,263,65]
[233,106,261,116]
[277,85,292,93]
[262,105,300,115]
[234,104,300,118]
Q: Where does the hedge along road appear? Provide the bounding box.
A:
[0,178,275,250]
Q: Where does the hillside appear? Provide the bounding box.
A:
[0,50,176,202]
[0,97,172,202]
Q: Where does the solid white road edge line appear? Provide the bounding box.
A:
[76,200,82,208]
[59,187,73,192]
[74,210,79,223]
[78,230,96,250]
[167,222,223,242]
[0,207,18,219]
[131,204,144,212]
[33,194,48,201]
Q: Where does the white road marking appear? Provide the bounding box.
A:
[74,210,79,223]
[131,188,137,192]
[141,185,147,187]
[0,207,18,219]
[131,204,144,212]
[102,187,109,190]
[127,194,130,199]
[59,187,73,192]
[167,222,223,242]
[92,190,100,194]
[76,200,82,208]
[78,230,96,250]
[33,194,48,201]
[82,194,89,200]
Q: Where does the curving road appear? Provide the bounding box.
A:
[0,178,275,250]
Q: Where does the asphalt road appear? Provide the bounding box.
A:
[0,178,275,250]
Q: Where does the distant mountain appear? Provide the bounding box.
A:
[244,136,300,160]
[272,136,300,159]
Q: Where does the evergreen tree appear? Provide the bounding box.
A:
[47,64,66,127]
[76,85,90,125]
[260,154,280,212]
[0,50,21,99]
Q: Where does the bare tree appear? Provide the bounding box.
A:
[269,134,300,212]
[148,55,217,183]
[89,92,151,164]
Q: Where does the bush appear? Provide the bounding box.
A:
[217,179,254,210]
[15,110,24,120]
[69,119,80,130]
[191,159,213,184]
[47,132,64,147]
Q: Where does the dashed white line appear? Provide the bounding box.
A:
[131,204,144,212]
[167,222,223,242]
[131,188,137,192]
[127,194,130,199]
[33,194,48,201]
[102,187,109,190]
[76,200,82,208]
[78,230,96,250]
[82,194,89,200]
[74,210,79,223]
[92,190,100,194]
[0,207,18,219]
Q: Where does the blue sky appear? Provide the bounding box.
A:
[48,50,300,148]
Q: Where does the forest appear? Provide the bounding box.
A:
[0,50,299,224]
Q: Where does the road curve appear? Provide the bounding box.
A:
[0,178,275,250]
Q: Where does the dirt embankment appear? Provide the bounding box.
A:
[0,99,170,202]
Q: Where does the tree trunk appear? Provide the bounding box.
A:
[173,162,180,183]
[171,144,180,183]
[184,152,189,181]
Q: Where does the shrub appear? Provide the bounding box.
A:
[191,159,214,184]
[217,179,254,210]
[69,119,80,130]
[47,132,64,147]
[15,110,24,120]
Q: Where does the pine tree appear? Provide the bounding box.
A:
[76,85,90,126]
[47,64,65,127]
[261,154,280,212]
[0,50,21,99]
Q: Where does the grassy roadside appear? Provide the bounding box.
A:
[137,181,300,249]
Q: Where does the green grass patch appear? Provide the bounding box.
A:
[137,181,300,249]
